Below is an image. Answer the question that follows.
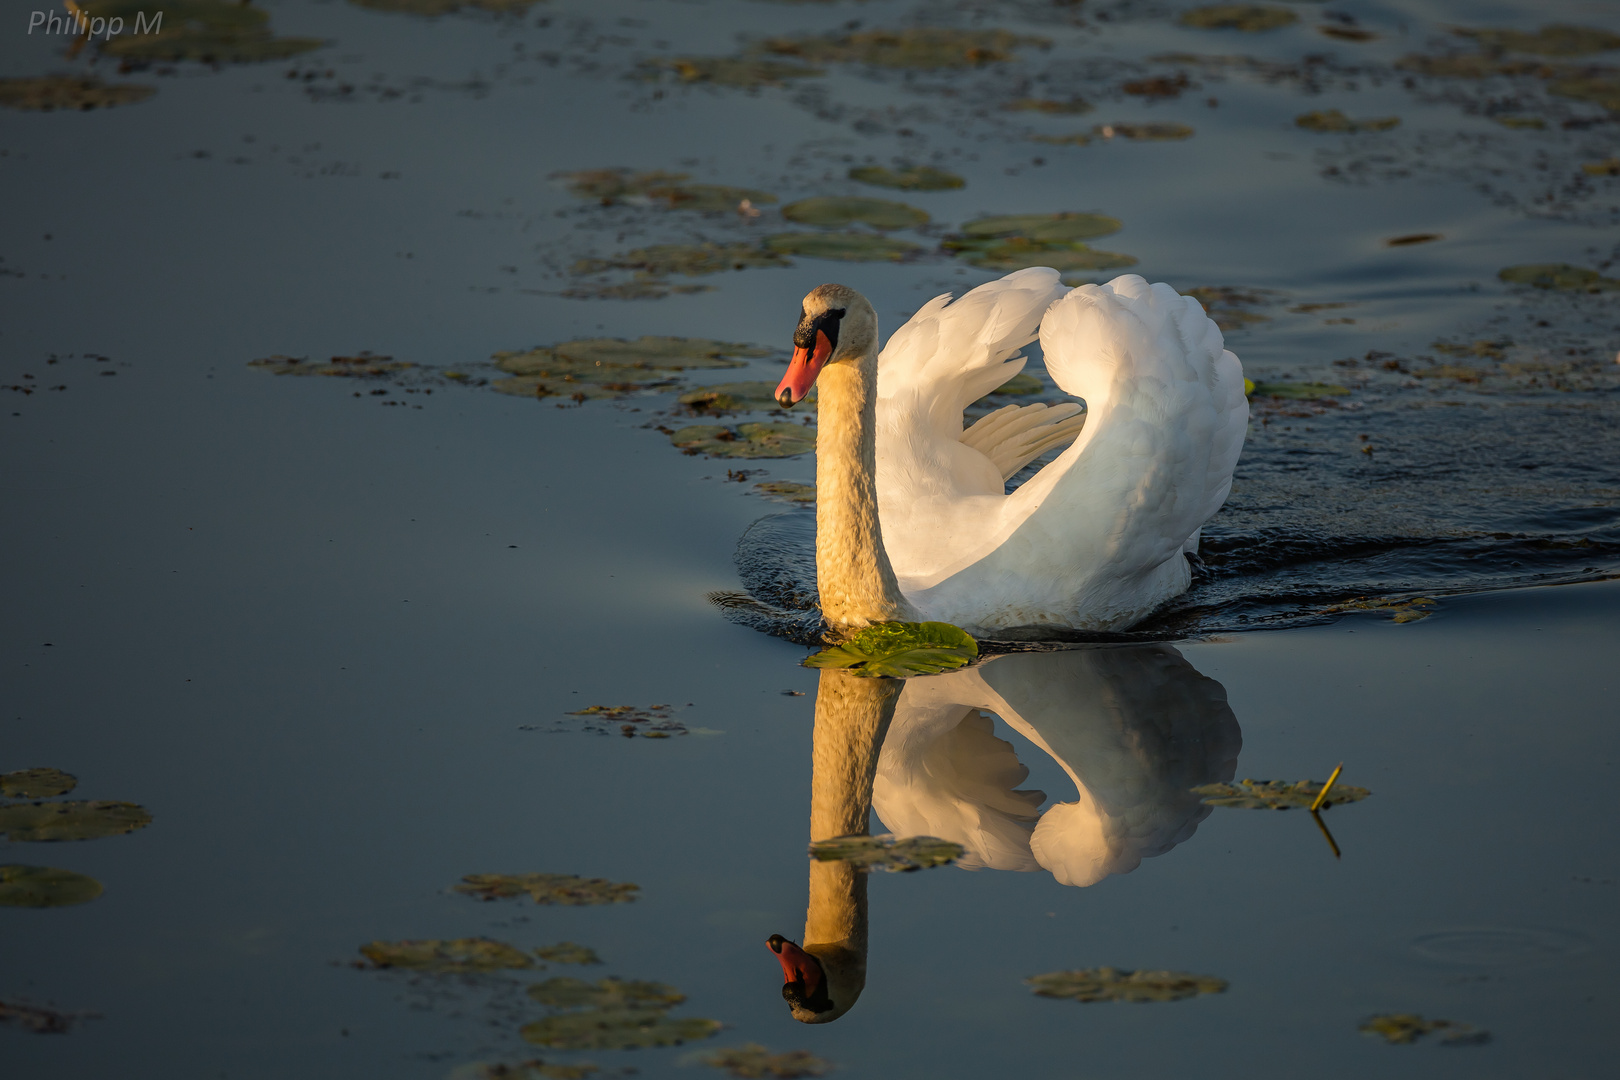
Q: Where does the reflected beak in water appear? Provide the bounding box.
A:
[767,933,832,1013]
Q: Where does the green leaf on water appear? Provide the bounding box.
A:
[0,865,104,908]
[448,1061,600,1080]
[1247,381,1349,399]
[671,423,817,458]
[1581,158,1620,176]
[764,232,922,262]
[1499,263,1620,291]
[492,338,761,402]
[1295,109,1400,133]
[1178,5,1299,32]
[1096,122,1196,141]
[848,165,964,190]
[1185,285,1281,331]
[1360,1013,1490,1045]
[455,873,641,906]
[1193,778,1371,810]
[560,169,777,212]
[1323,595,1437,622]
[86,0,324,64]
[1394,54,1550,79]
[1004,96,1093,114]
[1028,968,1229,1003]
[248,353,414,378]
[1,768,77,799]
[755,28,1048,70]
[360,937,537,972]
[803,620,978,677]
[679,382,802,414]
[755,481,816,503]
[782,196,929,230]
[1458,25,1620,57]
[698,1044,832,1079]
[947,236,1137,273]
[522,1009,722,1050]
[0,800,153,842]
[650,57,824,88]
[528,977,683,1009]
[574,243,790,277]
[558,280,716,302]
[808,833,965,872]
[0,76,155,112]
[960,213,1122,242]
[1547,74,1620,112]
[535,942,603,966]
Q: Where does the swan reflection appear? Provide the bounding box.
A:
[769,644,1240,1022]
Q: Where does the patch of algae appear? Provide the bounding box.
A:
[455,872,641,905]
[699,1045,832,1079]
[528,978,684,1010]
[248,353,413,377]
[651,57,823,88]
[1322,595,1438,622]
[86,1,323,64]
[764,232,922,262]
[1193,778,1371,809]
[523,1010,721,1051]
[1,768,77,799]
[849,165,965,190]
[756,28,1048,70]
[1360,1013,1490,1045]
[1458,25,1620,57]
[1499,263,1620,291]
[1004,96,1093,114]
[671,423,817,458]
[561,169,777,212]
[807,834,965,872]
[1547,73,1620,112]
[1178,5,1298,33]
[0,865,104,908]
[1295,109,1400,133]
[573,243,790,277]
[1029,969,1228,1003]
[349,0,545,15]
[535,943,602,966]
[1185,285,1281,330]
[493,338,761,401]
[0,76,155,111]
[1096,122,1196,141]
[782,196,928,229]
[755,481,816,503]
[1247,381,1350,399]
[359,937,537,972]
[0,800,153,842]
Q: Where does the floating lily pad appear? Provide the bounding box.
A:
[1247,381,1349,399]
[1179,5,1299,32]
[574,243,790,277]
[1095,122,1196,141]
[679,382,799,413]
[1395,54,1549,79]
[1547,74,1620,111]
[1004,96,1093,114]
[947,236,1137,273]
[654,58,824,88]
[1323,595,1438,622]
[1031,133,1092,147]
[1320,26,1377,43]
[992,373,1043,395]
[455,873,640,906]
[1185,285,1280,330]
[1193,778,1371,809]
[493,338,760,400]
[1028,968,1228,1003]
[560,169,777,212]
[449,1061,599,1080]
[1123,74,1191,98]
[808,833,965,872]
[88,0,324,64]
[349,0,544,15]
[0,76,155,112]
[528,978,684,1010]
[849,165,965,190]
[522,1009,722,1050]
[961,213,1122,242]
[0,865,104,908]
[1,768,77,799]
[1295,109,1400,133]
[559,281,715,302]
[0,998,85,1033]
[248,353,413,378]
[1582,158,1620,176]
[803,620,978,677]
[1387,233,1442,246]
[0,800,152,842]
[699,1044,832,1079]
[764,232,921,262]
[755,481,816,503]
[1458,25,1620,57]
[1493,115,1546,129]
[782,197,928,230]
[535,943,603,966]
[1499,263,1620,291]
[757,28,1047,70]
[360,937,536,972]
[671,422,817,458]
[1360,1013,1490,1045]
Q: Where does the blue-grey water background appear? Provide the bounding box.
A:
[3,0,1618,1077]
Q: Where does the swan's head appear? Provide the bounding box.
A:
[776,283,878,408]
[766,933,862,1023]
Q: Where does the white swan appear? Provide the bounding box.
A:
[774,268,1248,636]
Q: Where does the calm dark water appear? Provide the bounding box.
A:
[3,1,1619,1076]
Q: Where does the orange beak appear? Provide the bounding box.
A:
[767,934,823,996]
[776,329,833,408]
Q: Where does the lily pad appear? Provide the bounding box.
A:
[1123,74,1191,98]
[1004,97,1093,114]
[493,338,760,400]
[1458,25,1620,57]
[535,943,603,966]
[1192,778,1371,809]
[0,999,85,1033]
[960,212,1122,242]
[1360,1013,1490,1045]
[1395,54,1549,79]
[1582,158,1620,176]
[1499,263,1620,291]
[755,481,816,503]
[359,937,536,972]
[87,0,324,64]
[449,1062,599,1080]
[782,197,928,230]
[1178,5,1299,32]
[699,1044,832,1079]
[0,865,104,908]
[1185,285,1279,330]
[1028,968,1228,1003]
[803,620,978,677]
[455,873,640,906]
[654,57,824,88]
[248,353,413,378]
[1386,233,1441,246]
[808,833,965,872]
[522,1009,722,1050]
[848,165,965,190]
[1095,122,1196,141]
[1,768,77,799]
[350,0,544,15]
[947,237,1137,273]
[1494,116,1546,129]
[574,243,790,277]
[1295,109,1400,133]
[764,232,921,262]
[558,281,715,301]
[0,76,155,112]
[527,977,683,1009]
[671,423,817,458]
[991,373,1043,395]
[757,28,1047,70]
[561,169,777,212]
[1320,26,1377,43]
[1247,381,1349,399]
[0,800,152,842]
[679,382,799,413]
[1547,74,1620,112]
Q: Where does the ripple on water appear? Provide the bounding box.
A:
[1412,927,1591,966]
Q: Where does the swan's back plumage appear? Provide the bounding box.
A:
[874,272,1247,634]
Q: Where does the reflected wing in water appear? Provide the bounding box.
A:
[874,645,1241,887]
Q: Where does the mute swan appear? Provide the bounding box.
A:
[774,268,1248,637]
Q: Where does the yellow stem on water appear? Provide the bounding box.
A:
[1310,763,1344,812]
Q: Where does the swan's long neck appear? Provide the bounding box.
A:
[815,350,914,632]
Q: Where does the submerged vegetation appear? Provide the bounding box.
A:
[359,937,537,972]
[1360,1013,1490,1045]
[455,873,641,906]
[808,834,965,872]
[0,76,155,111]
[1194,778,1371,810]
[1027,968,1229,1003]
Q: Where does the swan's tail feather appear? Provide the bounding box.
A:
[961,401,1088,480]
